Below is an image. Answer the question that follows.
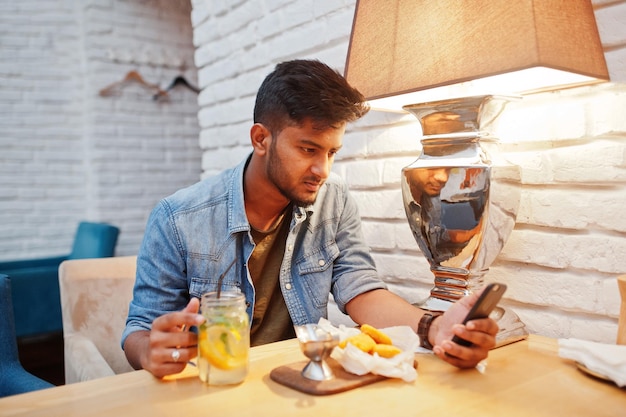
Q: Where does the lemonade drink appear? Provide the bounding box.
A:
[198,291,249,385]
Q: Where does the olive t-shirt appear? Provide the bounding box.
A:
[248,206,295,346]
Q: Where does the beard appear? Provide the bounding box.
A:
[266,140,322,207]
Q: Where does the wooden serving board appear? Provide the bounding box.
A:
[269,358,389,396]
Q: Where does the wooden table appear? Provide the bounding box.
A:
[0,335,624,417]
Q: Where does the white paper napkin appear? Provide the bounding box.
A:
[317,318,420,382]
[558,338,626,387]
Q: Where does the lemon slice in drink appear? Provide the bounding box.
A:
[199,325,246,370]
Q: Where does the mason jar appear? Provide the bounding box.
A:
[198,291,250,385]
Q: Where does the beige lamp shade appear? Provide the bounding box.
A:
[345,0,610,112]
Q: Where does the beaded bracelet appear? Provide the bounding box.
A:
[417,312,443,350]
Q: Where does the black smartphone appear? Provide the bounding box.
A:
[451,283,507,347]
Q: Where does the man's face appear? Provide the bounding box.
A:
[265,119,344,207]
[408,168,450,198]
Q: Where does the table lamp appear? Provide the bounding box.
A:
[345,0,609,344]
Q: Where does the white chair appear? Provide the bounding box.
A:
[59,256,137,383]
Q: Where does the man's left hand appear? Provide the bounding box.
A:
[430,292,499,368]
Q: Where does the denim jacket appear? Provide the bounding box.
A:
[122,157,386,346]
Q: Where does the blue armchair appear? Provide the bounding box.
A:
[0,222,120,338]
[0,274,54,397]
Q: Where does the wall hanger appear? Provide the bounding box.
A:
[166,75,200,93]
[153,75,200,100]
[99,70,167,97]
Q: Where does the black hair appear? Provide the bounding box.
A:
[253,59,369,135]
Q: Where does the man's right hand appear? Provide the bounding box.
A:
[123,298,205,378]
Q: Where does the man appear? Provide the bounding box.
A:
[122,59,498,378]
[406,167,451,202]
[404,167,486,265]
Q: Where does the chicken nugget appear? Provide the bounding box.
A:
[340,333,376,353]
[360,324,393,345]
[372,343,403,358]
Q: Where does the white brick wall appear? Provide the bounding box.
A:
[2,0,622,344]
[191,0,626,343]
[0,0,201,259]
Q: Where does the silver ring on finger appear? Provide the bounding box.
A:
[171,349,181,363]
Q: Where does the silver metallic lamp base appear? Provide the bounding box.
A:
[492,306,528,347]
[402,94,527,348]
